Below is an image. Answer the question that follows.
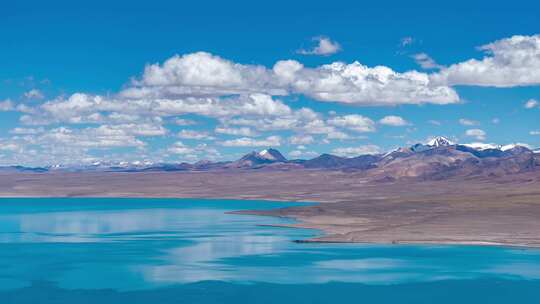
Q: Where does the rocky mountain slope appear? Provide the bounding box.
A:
[5,136,539,181]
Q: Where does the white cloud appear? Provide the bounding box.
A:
[167,141,194,155]
[432,34,540,87]
[215,126,257,137]
[24,89,44,100]
[326,130,352,140]
[173,118,196,126]
[115,123,168,136]
[20,93,294,126]
[40,126,146,148]
[1,48,484,165]
[0,99,14,111]
[289,150,318,159]
[400,37,414,47]
[0,142,21,152]
[465,128,487,141]
[379,115,409,126]
[167,142,221,161]
[297,36,342,56]
[412,53,444,70]
[286,61,459,105]
[3,124,163,161]
[530,130,540,136]
[289,134,315,145]
[121,52,287,98]
[221,135,281,147]
[328,114,376,132]
[332,144,382,157]
[459,118,480,126]
[121,51,458,106]
[428,120,442,126]
[9,127,45,135]
[223,107,330,136]
[177,129,215,140]
[525,99,539,109]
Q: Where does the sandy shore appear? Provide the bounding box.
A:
[1,170,540,247]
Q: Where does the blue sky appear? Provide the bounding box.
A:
[0,0,539,165]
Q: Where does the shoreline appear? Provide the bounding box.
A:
[243,214,540,249]
[1,170,540,249]
[4,195,538,249]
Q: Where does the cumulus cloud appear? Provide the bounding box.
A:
[400,37,414,47]
[432,34,540,87]
[167,142,221,161]
[4,124,164,162]
[379,115,409,126]
[289,149,318,159]
[0,142,21,152]
[40,126,146,148]
[289,134,315,145]
[215,126,257,137]
[412,53,444,70]
[177,129,215,140]
[285,61,458,105]
[23,89,44,100]
[20,93,293,126]
[173,118,196,126]
[167,141,195,155]
[297,36,342,56]
[223,107,330,136]
[9,127,45,135]
[121,51,459,106]
[328,114,376,132]
[525,99,539,109]
[332,144,382,157]
[221,135,281,147]
[121,52,287,98]
[459,118,480,126]
[2,47,486,165]
[0,99,14,111]
[465,129,487,141]
[326,130,353,140]
[530,130,540,135]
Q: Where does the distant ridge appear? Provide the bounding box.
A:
[4,138,539,181]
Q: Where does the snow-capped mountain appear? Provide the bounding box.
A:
[427,136,455,147]
[6,137,538,180]
[462,143,501,151]
[233,148,287,168]
[501,144,531,152]
[257,149,287,162]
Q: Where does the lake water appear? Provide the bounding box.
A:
[0,198,539,303]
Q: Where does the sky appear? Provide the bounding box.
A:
[0,0,539,166]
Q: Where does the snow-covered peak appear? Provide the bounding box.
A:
[427,136,454,147]
[257,148,287,162]
[258,149,271,158]
[501,143,531,151]
[463,143,501,151]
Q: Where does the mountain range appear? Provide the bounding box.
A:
[3,137,539,181]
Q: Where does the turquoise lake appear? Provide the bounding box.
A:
[0,198,539,303]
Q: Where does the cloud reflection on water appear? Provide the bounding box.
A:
[0,199,539,289]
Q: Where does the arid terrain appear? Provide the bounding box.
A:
[1,169,540,247]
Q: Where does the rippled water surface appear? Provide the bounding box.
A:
[0,198,539,303]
